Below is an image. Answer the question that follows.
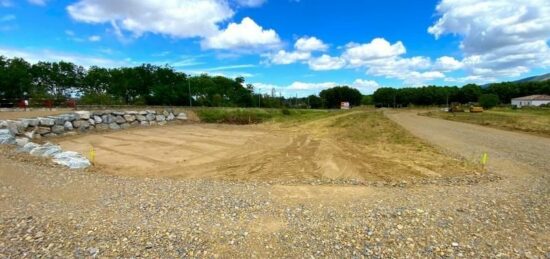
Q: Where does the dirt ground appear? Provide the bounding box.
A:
[1,110,548,257]
[55,111,472,183]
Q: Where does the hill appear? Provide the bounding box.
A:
[515,73,550,83]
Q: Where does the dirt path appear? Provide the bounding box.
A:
[386,111,550,177]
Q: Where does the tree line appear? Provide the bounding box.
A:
[372,81,550,108]
[0,56,364,109]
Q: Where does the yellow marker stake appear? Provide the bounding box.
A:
[481,152,488,169]
[89,145,96,165]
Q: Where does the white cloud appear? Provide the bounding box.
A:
[352,79,380,93]
[434,56,463,72]
[0,46,129,68]
[307,54,345,71]
[343,38,406,67]
[28,0,46,6]
[67,0,234,38]
[201,17,281,50]
[88,35,101,42]
[267,50,311,64]
[294,36,328,52]
[264,36,328,65]
[428,0,550,79]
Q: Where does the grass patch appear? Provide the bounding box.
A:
[195,108,336,125]
[421,107,550,137]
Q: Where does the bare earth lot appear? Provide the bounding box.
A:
[0,110,549,257]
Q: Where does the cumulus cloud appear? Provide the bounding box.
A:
[428,0,550,79]
[294,36,328,52]
[434,56,463,72]
[201,17,281,50]
[342,38,406,67]
[264,36,328,65]
[307,54,345,71]
[352,79,380,93]
[67,0,234,38]
[267,50,311,64]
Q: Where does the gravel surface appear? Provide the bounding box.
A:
[1,112,549,257]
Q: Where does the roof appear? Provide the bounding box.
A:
[511,95,550,101]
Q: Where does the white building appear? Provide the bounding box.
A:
[511,95,550,108]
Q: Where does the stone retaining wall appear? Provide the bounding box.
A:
[0,109,188,169]
[0,109,188,139]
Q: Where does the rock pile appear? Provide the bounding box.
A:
[0,128,90,169]
[0,110,188,139]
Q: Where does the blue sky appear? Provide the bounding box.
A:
[1,0,549,96]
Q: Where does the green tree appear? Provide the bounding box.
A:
[478,94,500,109]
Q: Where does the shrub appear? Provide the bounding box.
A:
[478,94,500,109]
[281,108,291,115]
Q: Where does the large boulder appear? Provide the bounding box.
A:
[93,115,103,124]
[88,118,96,126]
[75,111,91,120]
[140,121,149,126]
[52,151,91,169]
[21,118,39,127]
[126,111,138,115]
[36,127,52,135]
[38,117,55,126]
[51,125,65,134]
[30,143,62,157]
[6,121,20,135]
[64,121,74,131]
[59,113,77,122]
[120,123,131,129]
[123,114,136,122]
[115,116,126,124]
[146,113,156,121]
[155,115,166,122]
[15,137,29,147]
[162,110,170,117]
[0,129,15,144]
[113,111,125,116]
[166,113,175,121]
[109,123,120,130]
[136,115,147,121]
[49,116,66,125]
[19,142,40,153]
[176,113,188,120]
[73,120,90,129]
[102,114,115,124]
[0,120,7,128]
[138,111,148,115]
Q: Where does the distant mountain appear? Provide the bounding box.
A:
[515,73,550,83]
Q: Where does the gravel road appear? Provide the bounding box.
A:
[0,111,548,258]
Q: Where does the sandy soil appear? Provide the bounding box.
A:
[55,111,470,182]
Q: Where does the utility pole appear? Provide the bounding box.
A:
[188,79,192,107]
[258,90,261,108]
